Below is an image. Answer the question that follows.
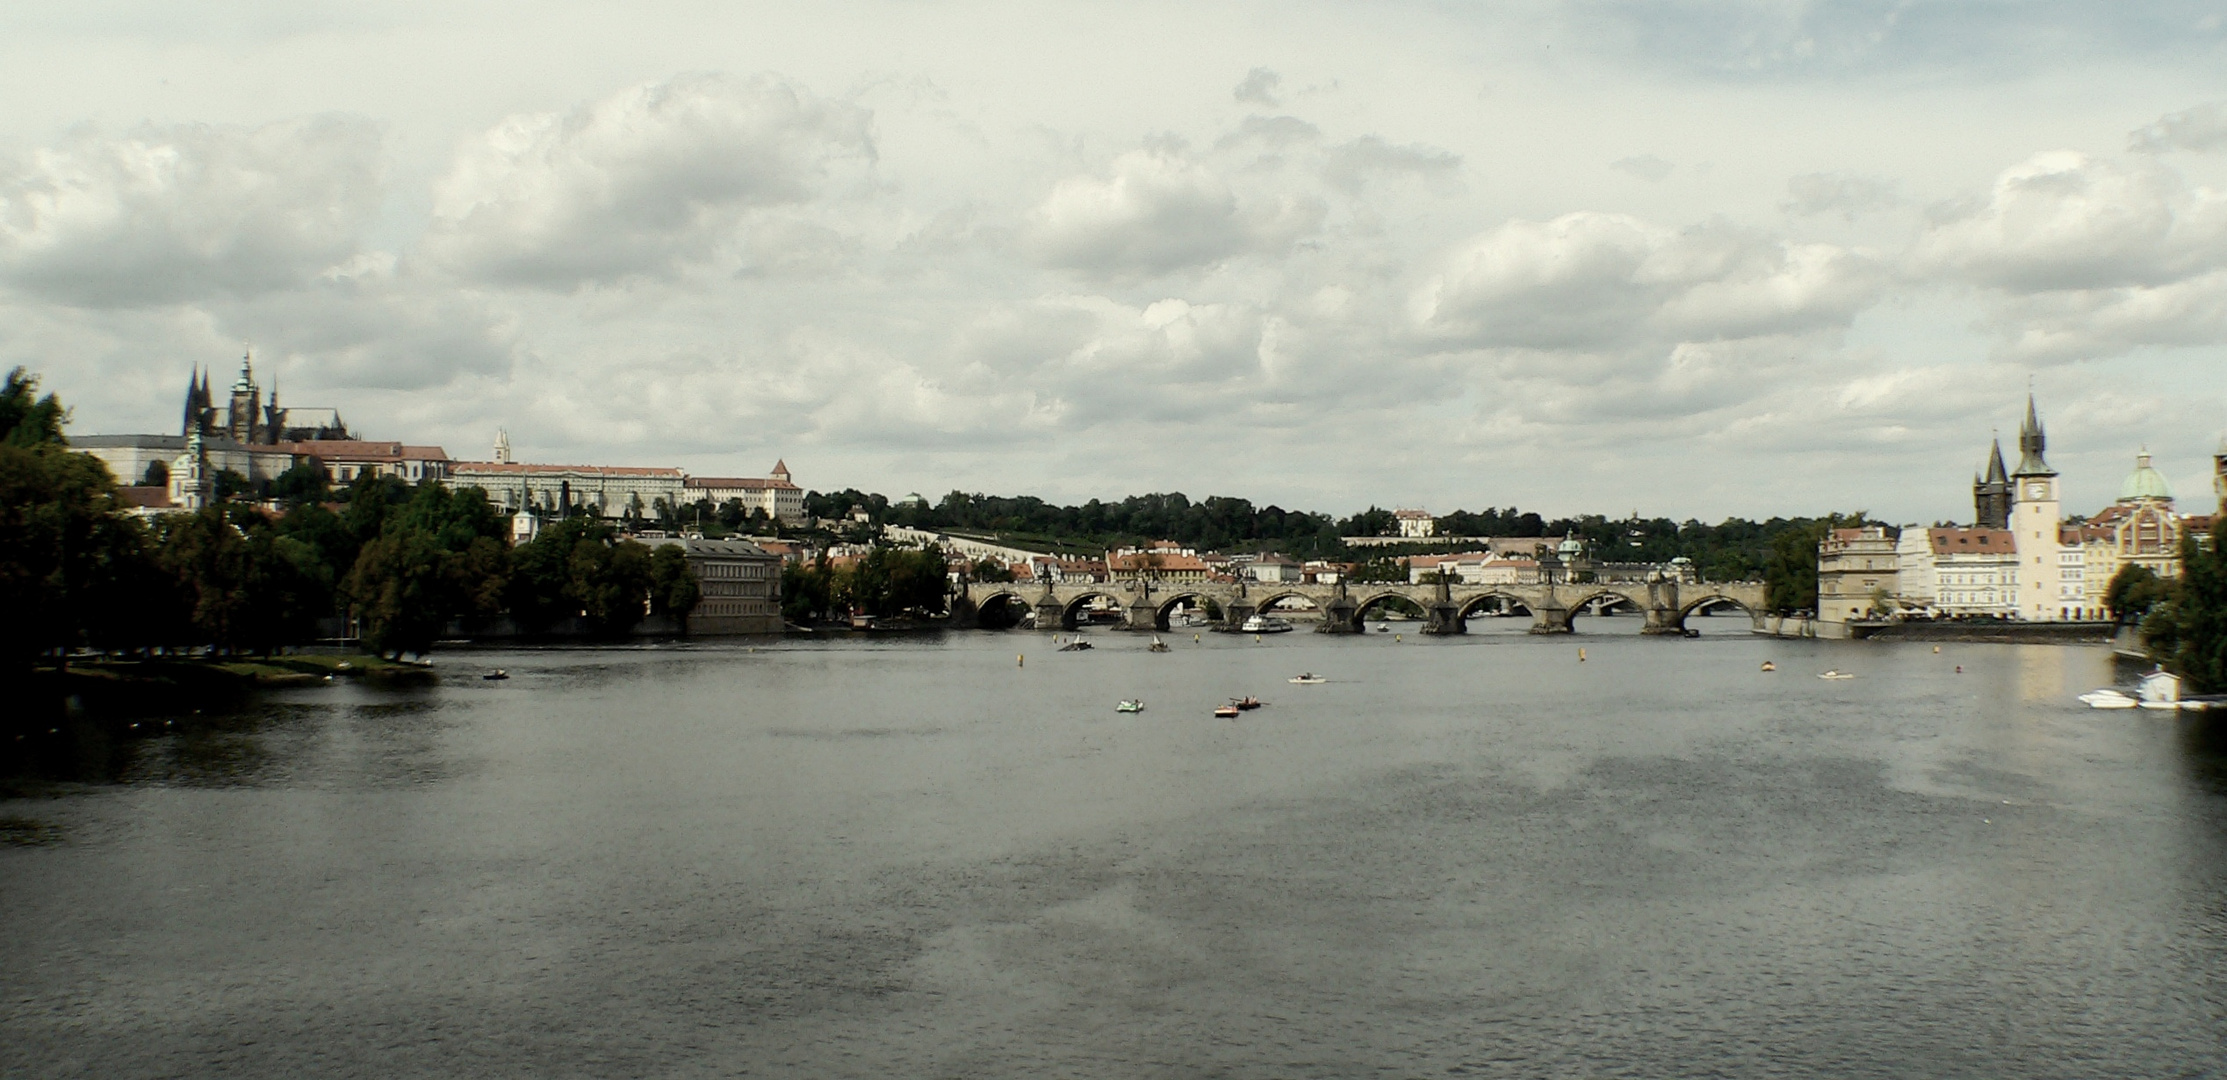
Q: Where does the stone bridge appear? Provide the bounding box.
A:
[950,577,1770,635]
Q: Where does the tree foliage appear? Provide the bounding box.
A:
[2143,522,2227,693]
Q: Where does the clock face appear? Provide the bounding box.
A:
[2026,482,2048,500]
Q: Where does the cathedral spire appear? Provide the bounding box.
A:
[2014,393,2054,477]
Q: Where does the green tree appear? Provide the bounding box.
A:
[2145,521,2227,692]
[648,544,701,624]
[1765,522,1826,613]
[781,553,835,623]
[2104,563,2170,626]
[0,376,129,670]
[342,484,509,657]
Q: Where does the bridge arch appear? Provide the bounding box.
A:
[1353,591,1427,626]
[972,590,1034,630]
[1675,593,1761,633]
[1253,591,1322,614]
[1061,590,1130,630]
[1150,591,1218,631]
[1453,592,1533,623]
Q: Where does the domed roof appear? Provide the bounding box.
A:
[2118,451,2173,503]
[1557,534,1584,555]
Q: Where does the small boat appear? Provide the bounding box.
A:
[1760,661,1776,672]
[1818,670,1855,680]
[1232,696,1262,710]
[482,669,509,681]
[1117,699,1145,713]
[1213,705,1241,718]
[2077,689,2137,709]
[1681,628,1701,639]
[1288,673,1326,685]
[1147,637,1171,653]
[1059,640,1094,652]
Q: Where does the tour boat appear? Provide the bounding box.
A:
[1239,615,1294,634]
[1213,705,1241,718]
[2077,688,2138,709]
[1117,699,1145,713]
[1232,696,1263,710]
[1818,670,1855,680]
[1288,673,1326,685]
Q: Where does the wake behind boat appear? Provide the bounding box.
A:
[1818,670,1855,680]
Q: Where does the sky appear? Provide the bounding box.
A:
[6,0,2227,523]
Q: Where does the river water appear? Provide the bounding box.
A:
[5,621,2227,1078]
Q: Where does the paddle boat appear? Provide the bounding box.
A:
[1759,661,1776,672]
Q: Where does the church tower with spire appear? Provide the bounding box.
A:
[1973,437,2010,529]
[2010,393,2064,621]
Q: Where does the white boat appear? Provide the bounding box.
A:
[1240,615,1294,634]
[2078,689,2138,709]
[1116,699,1145,713]
[1288,673,1326,685]
[1818,670,1855,680]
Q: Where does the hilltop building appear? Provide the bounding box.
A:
[683,461,804,524]
[1394,509,1436,538]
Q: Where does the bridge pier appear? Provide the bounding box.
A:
[947,593,980,630]
[1318,592,1361,634]
[1224,598,1256,631]
[1035,593,1067,632]
[1126,597,1161,631]
[1423,601,1464,634]
[1528,600,1572,634]
[1640,578,1684,636]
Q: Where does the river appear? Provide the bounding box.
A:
[5,622,2226,1078]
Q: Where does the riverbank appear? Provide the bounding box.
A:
[23,654,431,720]
[1845,620,2117,644]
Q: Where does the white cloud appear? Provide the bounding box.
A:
[1782,172,1899,218]
[1415,212,1881,352]
[1027,146,1325,276]
[425,73,872,288]
[0,116,383,307]
[2130,101,2227,153]
[1913,151,2227,292]
[1609,155,1674,183]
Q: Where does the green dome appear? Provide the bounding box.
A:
[2118,451,2173,502]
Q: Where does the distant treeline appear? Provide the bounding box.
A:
[0,369,698,672]
[804,487,1870,596]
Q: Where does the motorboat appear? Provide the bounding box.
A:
[1239,615,1294,634]
[1232,696,1263,710]
[1818,670,1855,680]
[1147,637,1171,653]
[1288,673,1326,685]
[1117,700,1145,713]
[1759,661,1776,672]
[2077,688,2138,709]
[482,669,509,681]
[1059,640,1094,652]
[1214,705,1241,718]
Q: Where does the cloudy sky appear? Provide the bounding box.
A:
[8,1,2227,522]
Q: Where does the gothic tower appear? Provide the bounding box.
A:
[225,352,261,443]
[2010,394,2063,621]
[1973,437,2010,529]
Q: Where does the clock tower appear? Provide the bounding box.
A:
[2010,394,2062,621]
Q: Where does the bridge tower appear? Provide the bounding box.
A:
[1034,578,1066,631]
